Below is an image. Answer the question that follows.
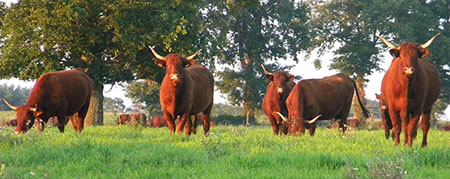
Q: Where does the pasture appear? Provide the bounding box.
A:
[1,113,449,178]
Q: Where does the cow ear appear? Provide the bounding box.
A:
[33,111,43,117]
[265,74,274,81]
[419,48,430,59]
[184,59,195,67]
[375,93,381,100]
[389,49,399,57]
[155,59,166,68]
[288,75,295,81]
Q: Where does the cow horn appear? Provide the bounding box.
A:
[420,33,441,49]
[276,112,289,122]
[3,99,18,110]
[377,35,400,50]
[29,106,37,112]
[148,46,165,60]
[260,64,273,75]
[186,49,202,60]
[305,114,321,124]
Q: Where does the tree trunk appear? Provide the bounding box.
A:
[242,101,255,126]
[85,84,104,126]
[352,77,367,124]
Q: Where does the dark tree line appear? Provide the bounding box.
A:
[0,84,31,111]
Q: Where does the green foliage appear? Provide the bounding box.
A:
[0,84,31,111]
[0,126,449,178]
[103,97,125,114]
[125,80,160,114]
[202,0,312,112]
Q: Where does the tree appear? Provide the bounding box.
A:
[103,97,125,115]
[0,0,203,125]
[309,0,395,122]
[385,0,450,122]
[125,80,161,115]
[201,0,312,118]
[0,84,31,111]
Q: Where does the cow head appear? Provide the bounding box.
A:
[377,33,440,78]
[149,46,201,86]
[261,64,294,95]
[3,99,43,134]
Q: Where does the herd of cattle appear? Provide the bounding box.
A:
[1,34,449,147]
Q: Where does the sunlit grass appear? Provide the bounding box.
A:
[1,124,449,178]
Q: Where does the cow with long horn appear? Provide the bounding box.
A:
[378,33,441,147]
[3,69,93,134]
[277,74,369,136]
[149,46,214,136]
[261,64,295,135]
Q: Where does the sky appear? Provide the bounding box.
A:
[0,0,448,120]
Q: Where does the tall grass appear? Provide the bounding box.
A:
[1,125,449,178]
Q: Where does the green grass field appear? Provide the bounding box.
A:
[1,113,449,178]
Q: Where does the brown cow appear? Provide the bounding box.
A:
[3,69,93,134]
[149,46,214,136]
[261,64,295,135]
[378,34,441,147]
[149,116,168,128]
[278,74,369,135]
[375,94,393,140]
[116,114,131,125]
[439,125,450,131]
[130,113,147,126]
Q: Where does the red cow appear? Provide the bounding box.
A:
[131,113,147,126]
[149,46,214,136]
[7,119,18,127]
[150,116,168,128]
[378,34,441,147]
[278,74,369,135]
[116,114,131,125]
[261,64,295,135]
[3,69,93,134]
[439,125,450,131]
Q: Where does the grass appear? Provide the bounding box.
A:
[1,124,449,178]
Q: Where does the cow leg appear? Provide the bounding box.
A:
[191,115,198,135]
[176,113,189,134]
[268,115,279,135]
[382,117,391,140]
[308,124,317,136]
[406,114,420,147]
[163,112,176,134]
[57,115,66,133]
[76,100,91,132]
[201,113,211,136]
[184,116,192,136]
[421,110,431,147]
[389,110,401,146]
[400,111,410,145]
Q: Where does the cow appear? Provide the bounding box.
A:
[375,94,393,140]
[3,69,93,134]
[439,125,450,131]
[149,46,214,136]
[378,33,441,147]
[261,64,295,135]
[130,113,147,126]
[277,74,369,136]
[149,116,168,128]
[7,119,18,127]
[116,114,131,125]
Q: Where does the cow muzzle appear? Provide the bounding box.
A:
[277,88,283,94]
[170,74,179,84]
[403,67,414,77]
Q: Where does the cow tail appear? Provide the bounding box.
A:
[351,80,370,118]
